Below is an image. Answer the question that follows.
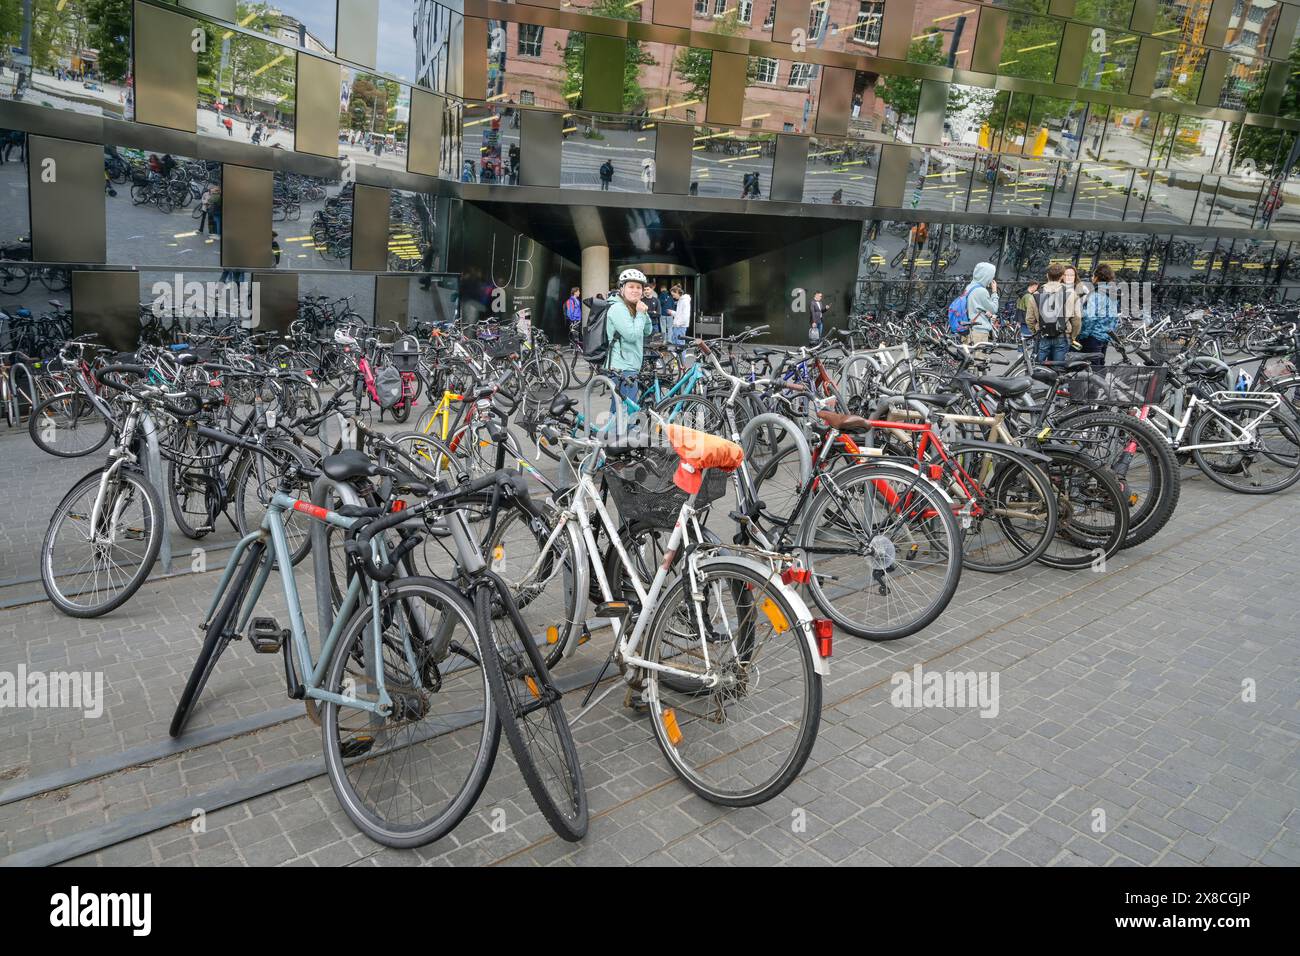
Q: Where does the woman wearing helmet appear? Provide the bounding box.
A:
[606,268,653,409]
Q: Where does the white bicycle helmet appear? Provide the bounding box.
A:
[333,328,357,346]
[617,268,647,287]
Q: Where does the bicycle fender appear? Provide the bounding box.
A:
[948,438,1052,466]
[740,412,813,489]
[696,553,829,677]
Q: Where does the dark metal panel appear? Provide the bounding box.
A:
[336,0,379,68]
[71,271,140,354]
[351,183,391,271]
[250,271,298,334]
[133,1,198,133]
[1129,0,1156,33]
[1130,37,1161,99]
[771,134,808,203]
[1198,50,1230,108]
[221,165,274,269]
[877,0,915,61]
[463,18,488,101]
[583,34,629,116]
[912,81,949,146]
[408,89,445,177]
[874,144,911,208]
[814,67,854,138]
[707,51,747,127]
[1054,23,1088,87]
[1204,0,1233,48]
[652,0,692,29]
[375,275,412,327]
[520,109,562,187]
[179,0,236,18]
[654,122,693,195]
[28,136,105,264]
[1272,4,1300,59]
[1048,0,1076,16]
[296,54,342,157]
[971,7,1007,76]
[1262,62,1289,116]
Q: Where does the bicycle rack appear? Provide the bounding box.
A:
[138,411,171,575]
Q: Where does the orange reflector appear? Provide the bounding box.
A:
[760,598,790,633]
[546,625,558,645]
[1129,493,1139,506]
[524,676,540,699]
[391,499,406,512]
[814,619,833,658]
[662,708,683,747]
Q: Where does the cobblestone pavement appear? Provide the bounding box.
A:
[0,420,1297,868]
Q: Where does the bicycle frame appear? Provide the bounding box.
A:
[1144,389,1285,453]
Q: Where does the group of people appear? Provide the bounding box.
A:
[566,273,693,354]
[956,261,1121,367]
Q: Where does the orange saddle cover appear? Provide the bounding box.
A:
[663,424,744,494]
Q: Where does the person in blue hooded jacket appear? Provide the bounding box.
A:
[963,262,1000,345]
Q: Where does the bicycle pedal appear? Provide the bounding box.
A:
[249,616,287,654]
[594,601,632,620]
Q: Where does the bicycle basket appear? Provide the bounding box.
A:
[486,332,522,359]
[1147,334,1183,364]
[391,334,421,372]
[1062,365,1166,406]
[602,447,729,529]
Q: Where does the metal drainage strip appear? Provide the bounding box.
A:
[1,658,614,868]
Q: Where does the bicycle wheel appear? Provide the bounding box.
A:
[1051,409,1179,548]
[642,556,821,805]
[42,466,163,618]
[474,573,588,841]
[28,391,113,457]
[166,448,222,540]
[480,502,587,670]
[947,445,1058,573]
[650,393,723,433]
[799,462,962,640]
[1037,447,1130,570]
[569,351,595,387]
[232,442,315,565]
[169,541,265,737]
[321,576,500,848]
[1190,401,1300,494]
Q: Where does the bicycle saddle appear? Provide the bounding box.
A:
[548,393,577,416]
[903,392,961,408]
[817,410,872,432]
[320,449,380,482]
[970,375,1033,397]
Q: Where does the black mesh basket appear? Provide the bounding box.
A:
[603,447,729,529]
[391,334,422,372]
[485,332,522,359]
[1062,365,1166,406]
[1147,334,1183,364]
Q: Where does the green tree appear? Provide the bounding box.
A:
[1236,40,1300,176]
[87,0,132,83]
[671,9,755,103]
[876,33,967,130]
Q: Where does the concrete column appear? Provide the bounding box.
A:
[580,244,610,318]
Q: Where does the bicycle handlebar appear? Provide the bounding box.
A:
[97,364,203,419]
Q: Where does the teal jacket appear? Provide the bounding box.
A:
[605,297,652,372]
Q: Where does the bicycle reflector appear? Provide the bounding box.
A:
[781,567,811,585]
[928,464,944,481]
[391,499,406,512]
[814,619,833,658]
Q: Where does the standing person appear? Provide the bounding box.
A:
[598,158,614,190]
[564,286,582,340]
[605,269,654,412]
[962,262,1000,345]
[204,183,223,236]
[1015,281,1039,341]
[809,291,829,344]
[657,284,674,328]
[1076,263,1117,367]
[641,157,655,192]
[508,142,520,184]
[668,284,691,346]
[643,284,660,332]
[1028,263,1080,364]
[223,116,234,136]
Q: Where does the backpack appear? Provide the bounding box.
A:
[1035,289,1064,336]
[581,296,613,362]
[947,292,972,336]
[600,160,613,180]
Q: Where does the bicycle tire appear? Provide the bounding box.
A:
[233,441,315,565]
[42,466,164,618]
[321,576,501,848]
[169,541,266,737]
[1189,401,1300,494]
[1036,447,1130,570]
[474,573,587,841]
[28,391,113,458]
[642,556,820,806]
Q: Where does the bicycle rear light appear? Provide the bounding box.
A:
[813,619,833,658]
[781,567,810,585]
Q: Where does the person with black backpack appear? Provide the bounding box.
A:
[1026,263,1081,364]
[599,159,614,191]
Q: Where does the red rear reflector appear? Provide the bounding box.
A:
[391,499,406,512]
[928,464,944,480]
[814,619,833,658]
[781,567,811,585]
[292,501,328,520]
